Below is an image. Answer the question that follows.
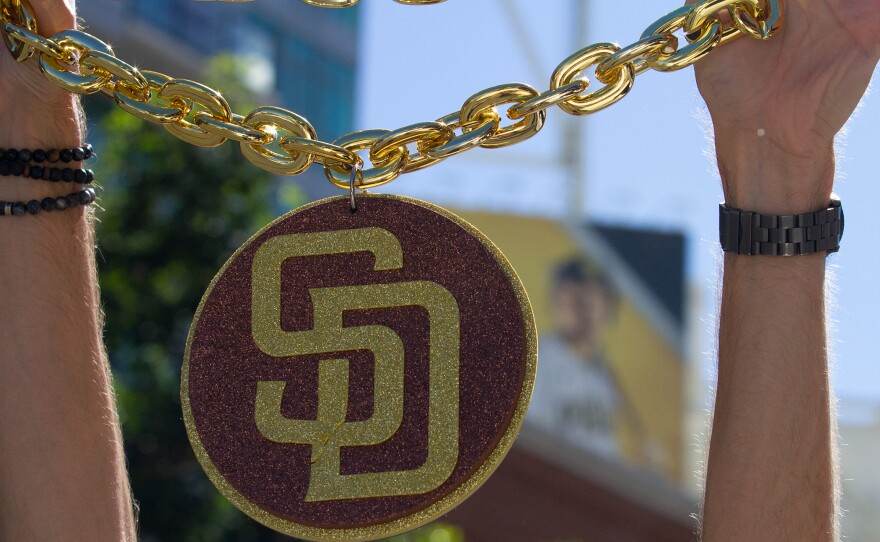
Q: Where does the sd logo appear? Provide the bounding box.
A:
[183,194,536,540]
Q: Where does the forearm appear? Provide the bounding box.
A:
[702,140,838,541]
[704,253,836,541]
[689,0,876,537]
[0,95,136,540]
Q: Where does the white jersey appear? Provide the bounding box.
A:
[527,334,621,459]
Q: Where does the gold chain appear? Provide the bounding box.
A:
[0,0,783,190]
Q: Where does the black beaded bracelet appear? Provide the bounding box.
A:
[0,188,97,216]
[0,160,94,184]
[0,144,94,164]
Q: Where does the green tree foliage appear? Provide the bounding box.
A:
[384,523,465,542]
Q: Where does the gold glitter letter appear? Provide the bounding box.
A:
[251,228,460,501]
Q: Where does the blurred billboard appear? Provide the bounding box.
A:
[455,211,687,480]
[437,210,693,541]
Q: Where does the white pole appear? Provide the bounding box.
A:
[563,0,587,222]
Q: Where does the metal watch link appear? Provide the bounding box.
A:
[719,197,844,256]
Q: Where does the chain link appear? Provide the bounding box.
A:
[324,129,409,189]
[0,0,783,191]
[422,111,500,160]
[370,121,453,174]
[113,71,187,124]
[239,107,317,175]
[1,1,36,61]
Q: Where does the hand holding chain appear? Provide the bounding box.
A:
[0,0,783,191]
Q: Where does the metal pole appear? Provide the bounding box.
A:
[563,0,587,222]
[496,0,546,82]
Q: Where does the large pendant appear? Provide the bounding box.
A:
[182,194,537,541]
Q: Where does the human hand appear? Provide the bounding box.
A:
[687,0,880,214]
[0,0,80,146]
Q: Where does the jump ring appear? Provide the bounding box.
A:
[349,162,363,212]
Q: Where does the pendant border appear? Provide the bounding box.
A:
[181,193,537,541]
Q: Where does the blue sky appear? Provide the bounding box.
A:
[356,0,880,402]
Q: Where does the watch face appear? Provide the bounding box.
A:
[182,194,537,541]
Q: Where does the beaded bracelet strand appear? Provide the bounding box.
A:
[0,145,94,164]
[0,188,97,216]
[0,160,94,183]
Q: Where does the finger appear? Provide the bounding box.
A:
[21,0,76,36]
[849,0,880,59]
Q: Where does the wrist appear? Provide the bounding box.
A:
[0,58,84,149]
[715,131,834,215]
[0,92,88,201]
[0,95,84,149]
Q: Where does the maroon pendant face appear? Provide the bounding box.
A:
[182,194,536,541]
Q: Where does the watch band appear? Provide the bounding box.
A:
[719,197,844,256]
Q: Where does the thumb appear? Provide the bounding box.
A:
[20,0,76,36]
